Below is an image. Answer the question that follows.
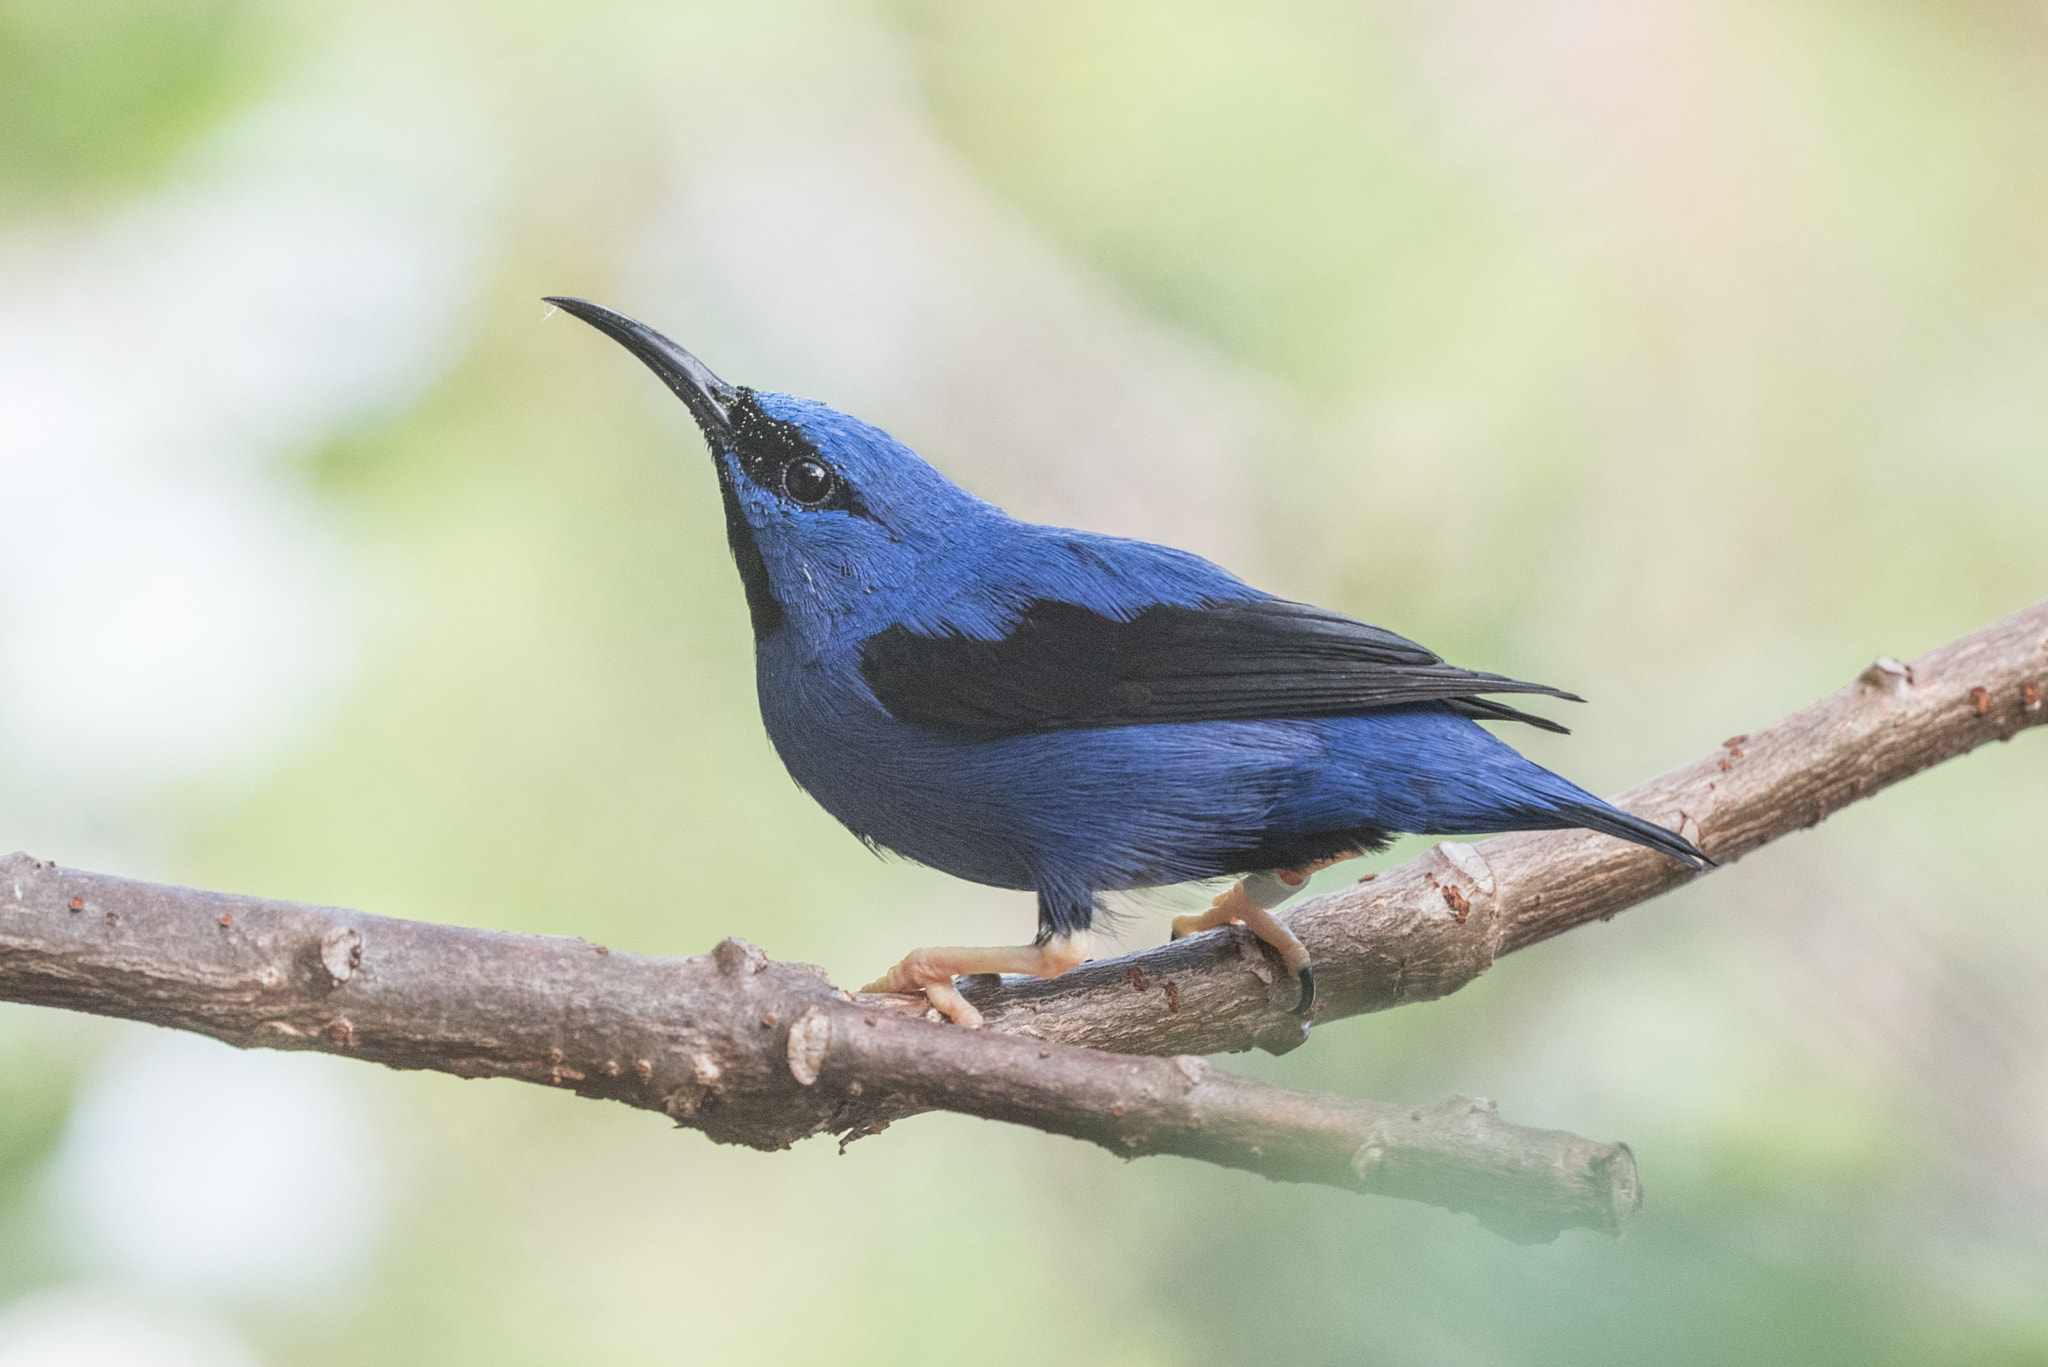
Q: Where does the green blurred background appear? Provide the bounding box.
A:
[2,0,2045,1362]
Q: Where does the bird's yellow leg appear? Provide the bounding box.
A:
[862,934,1091,1029]
[1169,855,1358,1016]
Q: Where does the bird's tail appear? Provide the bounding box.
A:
[1336,708,1716,869]
[1552,798,1714,869]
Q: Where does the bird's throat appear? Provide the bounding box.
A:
[714,460,785,637]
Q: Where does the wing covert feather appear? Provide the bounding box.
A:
[858,598,1580,739]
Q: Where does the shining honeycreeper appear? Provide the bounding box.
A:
[547,297,1708,1025]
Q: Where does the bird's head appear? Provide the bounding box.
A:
[547,298,992,649]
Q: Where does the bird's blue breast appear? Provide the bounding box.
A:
[757,630,1291,891]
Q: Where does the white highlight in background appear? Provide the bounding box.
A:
[44,1029,388,1300]
[0,1287,263,1367]
[0,41,503,839]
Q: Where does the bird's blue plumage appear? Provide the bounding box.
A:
[548,299,1708,948]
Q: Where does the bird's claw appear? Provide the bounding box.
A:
[862,956,984,1028]
[1292,963,1316,1017]
[861,937,1090,1029]
[1168,905,1316,1016]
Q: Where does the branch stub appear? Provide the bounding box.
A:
[319,927,363,986]
[786,1006,831,1086]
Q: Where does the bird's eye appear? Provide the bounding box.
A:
[781,457,836,507]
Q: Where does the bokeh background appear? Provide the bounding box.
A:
[3,1,2046,1362]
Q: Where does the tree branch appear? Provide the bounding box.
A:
[1,601,2039,1241]
[0,857,1633,1240]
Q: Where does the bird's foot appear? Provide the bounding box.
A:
[861,934,1091,1028]
[1171,869,1318,1016]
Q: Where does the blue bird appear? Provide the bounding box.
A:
[547,297,1708,1026]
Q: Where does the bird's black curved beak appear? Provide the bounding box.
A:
[543,296,736,440]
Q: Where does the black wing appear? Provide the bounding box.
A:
[859,597,1582,740]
